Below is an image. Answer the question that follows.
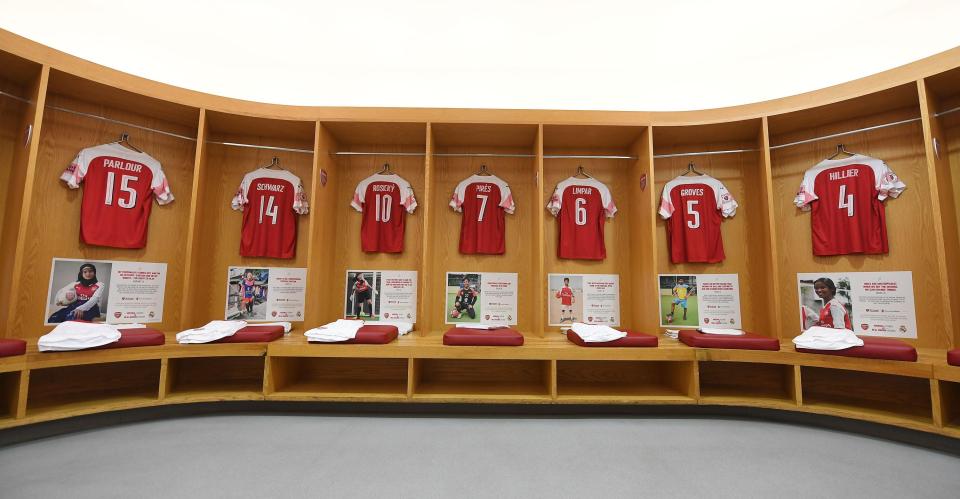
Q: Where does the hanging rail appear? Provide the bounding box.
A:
[769,117,922,150]
[206,140,314,154]
[653,148,758,159]
[0,89,31,105]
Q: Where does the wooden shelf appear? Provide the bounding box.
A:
[166,356,265,397]
[25,360,161,418]
[939,380,960,430]
[556,360,696,400]
[0,371,21,420]
[413,359,551,399]
[698,361,796,404]
[800,366,933,424]
[269,357,408,398]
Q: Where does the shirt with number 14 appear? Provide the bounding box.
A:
[232,168,309,259]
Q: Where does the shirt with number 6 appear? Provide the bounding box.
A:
[60,142,174,249]
[231,168,309,259]
[794,154,905,256]
[659,174,738,264]
[547,177,617,260]
[450,174,515,254]
[352,173,417,253]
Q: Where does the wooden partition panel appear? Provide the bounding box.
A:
[769,84,948,348]
[430,123,539,335]
[12,70,199,337]
[0,51,44,336]
[185,112,315,327]
[653,120,775,336]
[925,67,960,347]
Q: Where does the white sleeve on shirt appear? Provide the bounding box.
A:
[875,161,906,201]
[231,173,251,211]
[829,301,846,330]
[546,184,564,217]
[794,171,819,211]
[60,148,90,189]
[714,180,738,218]
[293,178,309,215]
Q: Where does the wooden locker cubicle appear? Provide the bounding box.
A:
[1,28,960,436]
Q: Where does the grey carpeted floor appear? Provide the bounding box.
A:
[0,415,958,498]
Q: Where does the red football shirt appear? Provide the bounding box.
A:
[60,142,174,248]
[556,286,574,306]
[449,174,515,254]
[795,155,905,256]
[547,177,617,260]
[351,173,417,253]
[232,168,309,259]
[658,174,738,263]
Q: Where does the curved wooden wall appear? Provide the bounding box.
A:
[1,29,960,438]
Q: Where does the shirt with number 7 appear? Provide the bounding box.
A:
[232,168,309,259]
[450,174,515,254]
[60,142,174,249]
[794,154,905,256]
[659,174,738,264]
[547,177,617,260]
[352,173,418,253]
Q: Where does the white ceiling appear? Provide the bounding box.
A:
[2,0,958,112]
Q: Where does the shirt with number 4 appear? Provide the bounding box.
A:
[450,174,515,254]
[231,168,309,259]
[547,177,617,260]
[60,142,174,249]
[794,154,905,256]
[659,174,738,263]
[352,173,417,253]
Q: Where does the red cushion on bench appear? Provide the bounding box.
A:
[796,336,917,362]
[95,328,165,349]
[567,330,657,347]
[0,339,26,357]
[308,325,400,345]
[443,327,523,346]
[679,330,780,351]
[214,325,285,343]
[949,349,960,367]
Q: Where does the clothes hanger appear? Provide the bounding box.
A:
[683,162,703,176]
[115,133,144,153]
[574,164,593,179]
[261,156,282,170]
[476,164,492,176]
[827,144,857,160]
[377,162,395,175]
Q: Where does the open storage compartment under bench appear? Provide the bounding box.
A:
[698,361,797,405]
[26,360,161,418]
[412,359,551,400]
[800,366,933,424]
[268,357,409,399]
[556,360,696,402]
[165,356,265,401]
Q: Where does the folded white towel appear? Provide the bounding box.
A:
[570,323,627,343]
[247,321,292,333]
[698,327,745,336]
[364,321,414,335]
[456,323,507,330]
[39,321,122,351]
[792,326,864,350]
[176,320,247,344]
[305,319,364,342]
